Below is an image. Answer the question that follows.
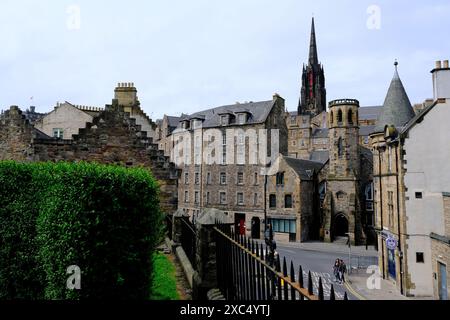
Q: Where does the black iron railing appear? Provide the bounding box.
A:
[214,223,348,301]
[180,217,197,267]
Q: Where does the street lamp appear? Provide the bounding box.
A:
[346,233,352,274]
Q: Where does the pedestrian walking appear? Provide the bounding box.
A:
[339,259,347,284]
[333,259,341,283]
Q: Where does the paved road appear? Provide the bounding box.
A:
[275,244,358,300]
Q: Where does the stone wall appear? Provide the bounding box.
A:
[0,102,179,214]
[431,238,450,299]
[0,106,35,161]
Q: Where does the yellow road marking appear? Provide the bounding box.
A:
[344,281,367,301]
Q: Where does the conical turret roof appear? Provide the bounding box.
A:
[374,62,415,133]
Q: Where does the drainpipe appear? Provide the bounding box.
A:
[199,129,203,216]
[264,174,268,234]
[394,140,405,296]
[377,146,386,279]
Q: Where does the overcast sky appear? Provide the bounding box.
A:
[0,0,449,119]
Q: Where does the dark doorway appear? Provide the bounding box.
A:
[235,213,246,236]
[251,217,261,239]
[334,214,349,239]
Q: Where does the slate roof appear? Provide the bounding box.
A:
[359,106,382,121]
[359,125,376,136]
[33,128,51,140]
[166,116,181,128]
[23,109,46,124]
[310,150,329,164]
[178,100,276,129]
[284,156,325,180]
[374,65,415,133]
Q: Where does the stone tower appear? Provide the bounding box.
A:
[323,99,363,245]
[298,17,326,116]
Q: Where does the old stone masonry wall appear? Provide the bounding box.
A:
[0,101,178,214]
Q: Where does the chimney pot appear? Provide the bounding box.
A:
[444,60,449,68]
[436,61,442,69]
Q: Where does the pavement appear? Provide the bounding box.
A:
[272,240,378,257]
[275,241,422,300]
[344,273,408,300]
[274,241,378,300]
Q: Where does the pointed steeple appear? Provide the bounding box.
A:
[298,17,326,116]
[375,61,415,132]
[309,17,319,66]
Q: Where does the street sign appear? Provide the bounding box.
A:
[386,237,398,250]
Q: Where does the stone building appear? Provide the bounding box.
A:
[286,18,382,161]
[266,155,324,242]
[0,94,178,214]
[23,106,46,124]
[156,114,182,157]
[32,83,158,143]
[284,18,376,245]
[321,99,364,245]
[34,102,102,140]
[173,94,288,239]
[370,62,416,296]
[370,60,450,299]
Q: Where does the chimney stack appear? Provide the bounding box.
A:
[432,59,450,100]
[114,81,138,106]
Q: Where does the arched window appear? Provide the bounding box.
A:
[337,109,343,124]
[330,111,334,126]
[348,109,354,125]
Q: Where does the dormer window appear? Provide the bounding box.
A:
[182,121,190,130]
[221,115,229,126]
[192,119,203,130]
[237,113,247,125]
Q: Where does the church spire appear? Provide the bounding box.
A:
[298,17,326,116]
[309,17,319,66]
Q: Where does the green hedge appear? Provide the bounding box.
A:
[0,161,163,300]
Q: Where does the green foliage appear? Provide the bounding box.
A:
[0,162,45,299]
[150,253,180,300]
[0,161,163,300]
